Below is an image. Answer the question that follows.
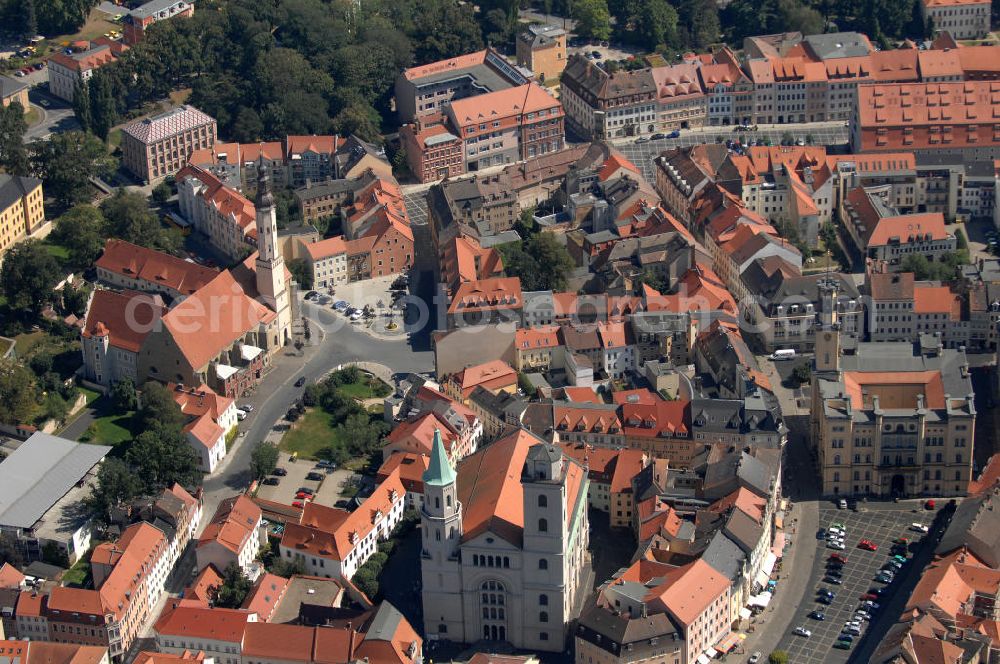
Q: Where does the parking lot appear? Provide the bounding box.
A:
[255,457,353,508]
[774,505,935,663]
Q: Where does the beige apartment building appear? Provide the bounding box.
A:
[0,175,46,261]
[812,330,976,499]
[921,0,991,38]
[121,105,217,183]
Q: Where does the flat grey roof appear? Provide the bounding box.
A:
[130,0,191,20]
[0,433,111,529]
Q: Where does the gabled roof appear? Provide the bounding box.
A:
[96,238,219,295]
[154,605,251,643]
[867,212,948,247]
[198,495,261,555]
[162,271,275,371]
[82,289,166,353]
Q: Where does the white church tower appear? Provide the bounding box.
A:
[254,165,292,347]
[421,429,466,641]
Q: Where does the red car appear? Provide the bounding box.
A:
[858,539,878,551]
[861,593,879,601]
[292,500,303,508]
[295,491,309,499]
[925,499,936,510]
[830,553,848,563]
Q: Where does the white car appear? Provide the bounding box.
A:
[349,311,363,321]
[748,653,762,664]
[235,409,247,421]
[910,523,929,533]
[827,541,846,550]
[794,627,811,637]
[828,527,845,537]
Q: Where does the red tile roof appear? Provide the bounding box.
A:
[154,605,251,643]
[451,360,518,399]
[868,212,948,247]
[198,495,261,555]
[448,84,561,129]
[0,563,24,589]
[96,238,219,295]
[162,271,275,371]
[447,277,523,315]
[82,290,166,353]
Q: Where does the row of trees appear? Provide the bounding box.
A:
[66,0,493,143]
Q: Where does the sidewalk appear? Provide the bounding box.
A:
[739,499,820,657]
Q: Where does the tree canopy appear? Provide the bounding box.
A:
[0,240,62,313]
[0,358,37,426]
[29,132,116,210]
[499,232,575,292]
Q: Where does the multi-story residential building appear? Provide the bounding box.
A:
[0,174,45,261]
[560,56,659,140]
[866,271,975,349]
[420,428,590,652]
[575,558,732,664]
[559,444,648,528]
[0,640,108,664]
[154,606,250,664]
[81,290,166,389]
[399,116,465,183]
[301,236,347,289]
[741,260,862,352]
[171,382,237,473]
[279,469,406,580]
[921,0,991,38]
[93,238,218,300]
[46,522,169,661]
[652,63,707,132]
[812,330,976,498]
[395,48,528,123]
[176,164,257,262]
[123,0,195,45]
[698,54,754,126]
[448,83,564,171]
[46,38,126,102]
[121,105,217,183]
[196,495,262,577]
[516,25,567,83]
[0,74,29,112]
[841,187,957,269]
[428,173,520,249]
[852,82,1000,160]
[446,276,524,329]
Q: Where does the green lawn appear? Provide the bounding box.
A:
[41,240,70,262]
[77,386,102,404]
[62,555,93,588]
[280,408,344,460]
[337,378,391,399]
[79,397,135,446]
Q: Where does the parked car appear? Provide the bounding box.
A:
[838,498,848,509]
[634,136,650,143]
[827,540,846,550]
[333,300,349,311]
[262,477,279,486]
[306,472,324,481]
[925,499,936,510]
[817,595,833,605]
[316,460,337,469]
[858,539,878,551]
[823,576,843,585]
[272,468,288,476]
[235,409,247,421]
[834,640,852,650]
[808,611,825,620]
[667,129,680,139]
[793,627,811,638]
[650,133,666,140]
[591,50,602,58]
[830,553,848,563]
[861,593,879,601]
[304,291,318,300]
[748,653,761,664]
[240,404,254,412]
[295,376,306,387]
[818,589,835,598]
[292,500,303,508]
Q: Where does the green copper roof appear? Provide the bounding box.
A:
[422,428,457,487]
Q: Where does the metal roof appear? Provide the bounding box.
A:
[0,433,111,529]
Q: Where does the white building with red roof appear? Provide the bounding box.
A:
[47,38,127,103]
[176,164,258,262]
[81,289,167,389]
[278,469,406,581]
[196,496,262,578]
[169,383,237,473]
[420,428,590,652]
[95,238,219,300]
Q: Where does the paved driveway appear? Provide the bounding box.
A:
[774,505,939,663]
